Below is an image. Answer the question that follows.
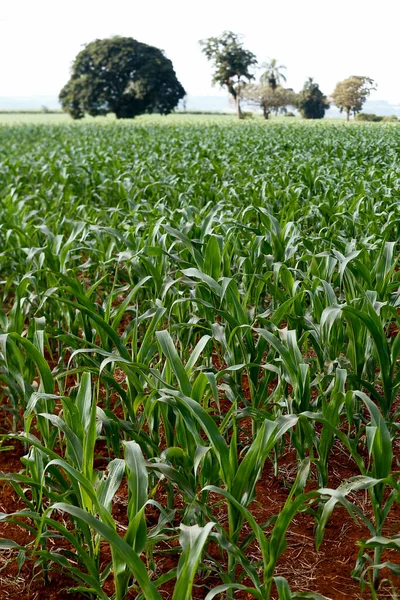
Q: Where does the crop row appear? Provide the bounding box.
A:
[0,120,400,599]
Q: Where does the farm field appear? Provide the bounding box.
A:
[1,118,400,600]
[0,113,237,125]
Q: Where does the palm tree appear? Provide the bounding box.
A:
[260,58,287,90]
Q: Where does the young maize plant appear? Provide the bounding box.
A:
[0,118,400,599]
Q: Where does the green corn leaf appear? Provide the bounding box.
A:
[172,522,215,600]
[156,330,192,397]
[50,502,162,600]
[204,584,263,600]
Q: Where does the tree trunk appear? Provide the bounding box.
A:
[263,105,270,119]
[235,95,243,119]
[346,108,350,122]
[228,81,243,119]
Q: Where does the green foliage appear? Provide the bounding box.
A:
[199,31,257,117]
[297,78,330,119]
[59,37,185,119]
[331,75,376,120]
[355,113,399,123]
[0,119,400,598]
[259,58,287,89]
[355,113,384,122]
[243,84,297,119]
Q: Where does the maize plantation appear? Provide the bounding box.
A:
[1,117,400,599]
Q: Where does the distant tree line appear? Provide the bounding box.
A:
[200,31,377,120]
[59,31,379,121]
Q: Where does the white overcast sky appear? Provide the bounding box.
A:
[1,0,399,103]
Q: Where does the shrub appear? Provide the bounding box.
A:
[240,111,253,119]
[355,113,383,122]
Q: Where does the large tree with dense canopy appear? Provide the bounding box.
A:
[59,37,185,119]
